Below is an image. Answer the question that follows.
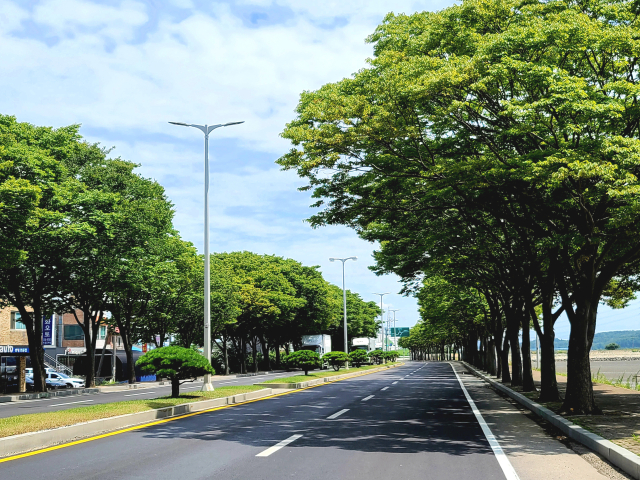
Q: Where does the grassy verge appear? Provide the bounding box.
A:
[0,385,263,438]
[262,363,400,384]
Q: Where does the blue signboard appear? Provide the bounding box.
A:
[42,315,53,346]
[0,345,30,355]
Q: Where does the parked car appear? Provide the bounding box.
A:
[47,372,84,388]
[25,376,67,390]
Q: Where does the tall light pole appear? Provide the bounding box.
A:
[373,293,389,349]
[329,257,357,363]
[389,309,399,351]
[169,120,244,391]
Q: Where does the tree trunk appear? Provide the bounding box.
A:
[223,334,229,375]
[508,324,523,386]
[562,303,600,414]
[252,337,258,373]
[275,343,281,369]
[501,336,511,384]
[538,331,560,401]
[521,315,536,392]
[171,377,180,398]
[262,336,270,371]
[241,337,247,374]
[19,305,47,392]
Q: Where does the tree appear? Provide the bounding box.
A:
[0,115,101,391]
[349,349,369,367]
[136,346,215,397]
[323,351,350,371]
[286,350,320,375]
[605,343,620,351]
[278,0,640,414]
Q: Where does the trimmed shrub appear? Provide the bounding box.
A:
[287,350,321,375]
[368,350,383,365]
[136,346,215,397]
[349,350,369,367]
[605,343,620,350]
[323,351,350,371]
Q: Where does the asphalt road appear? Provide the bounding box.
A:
[0,371,296,419]
[0,362,513,480]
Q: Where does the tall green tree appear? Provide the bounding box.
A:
[279,0,640,414]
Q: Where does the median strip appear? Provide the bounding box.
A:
[256,434,303,457]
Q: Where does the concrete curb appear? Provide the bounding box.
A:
[461,362,640,480]
[0,388,273,459]
[0,388,101,403]
[254,363,401,389]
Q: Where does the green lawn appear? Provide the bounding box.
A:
[0,385,263,438]
[262,363,400,384]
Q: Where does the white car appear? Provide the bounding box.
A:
[47,372,85,388]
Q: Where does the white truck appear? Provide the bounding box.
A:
[301,335,332,356]
[351,337,377,352]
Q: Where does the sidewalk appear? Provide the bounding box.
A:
[496,369,640,457]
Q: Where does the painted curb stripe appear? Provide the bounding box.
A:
[0,363,404,464]
[450,363,520,480]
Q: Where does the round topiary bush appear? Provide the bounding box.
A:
[349,349,369,367]
[323,351,350,371]
[136,346,215,397]
[287,350,321,375]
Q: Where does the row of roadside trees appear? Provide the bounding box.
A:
[0,115,381,392]
[278,0,640,414]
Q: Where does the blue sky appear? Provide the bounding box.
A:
[0,0,637,336]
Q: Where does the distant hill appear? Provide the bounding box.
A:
[553,330,640,350]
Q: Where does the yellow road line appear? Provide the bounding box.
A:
[0,363,403,464]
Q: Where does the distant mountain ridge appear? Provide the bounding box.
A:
[553,330,640,350]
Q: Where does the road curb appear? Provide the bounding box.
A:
[461,362,640,480]
[0,388,101,403]
[0,388,273,459]
[254,363,402,389]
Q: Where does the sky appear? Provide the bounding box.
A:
[0,0,637,337]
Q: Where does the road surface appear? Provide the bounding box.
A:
[0,362,616,480]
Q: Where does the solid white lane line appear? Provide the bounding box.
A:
[256,434,303,457]
[50,400,94,407]
[392,381,398,385]
[123,392,156,397]
[361,395,375,402]
[327,409,349,419]
[381,387,389,391]
[450,364,520,480]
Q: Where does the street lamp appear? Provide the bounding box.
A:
[389,309,399,351]
[169,120,244,391]
[329,256,357,365]
[373,293,389,349]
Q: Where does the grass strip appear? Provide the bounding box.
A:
[262,363,399,384]
[0,385,263,438]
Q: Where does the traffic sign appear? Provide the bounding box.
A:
[390,327,410,338]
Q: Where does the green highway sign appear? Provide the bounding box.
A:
[389,327,410,338]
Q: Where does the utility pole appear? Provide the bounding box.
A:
[330,256,357,368]
[373,293,389,349]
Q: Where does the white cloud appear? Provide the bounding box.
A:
[0,0,457,327]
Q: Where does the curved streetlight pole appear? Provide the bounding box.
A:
[169,120,244,391]
[329,256,357,368]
